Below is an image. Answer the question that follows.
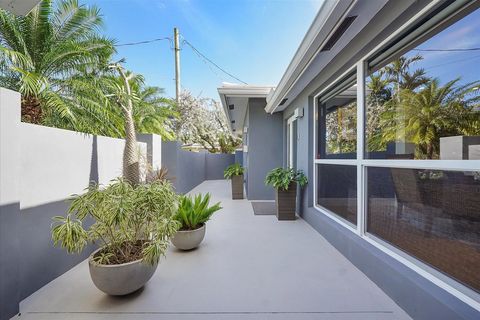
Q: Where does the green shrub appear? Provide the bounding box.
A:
[265,167,308,191]
[175,193,222,230]
[224,163,245,179]
[51,179,180,265]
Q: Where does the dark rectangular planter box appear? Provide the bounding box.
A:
[275,182,297,220]
[231,174,244,199]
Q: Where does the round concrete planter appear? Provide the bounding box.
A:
[88,248,157,296]
[171,224,206,250]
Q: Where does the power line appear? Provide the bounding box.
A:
[182,39,248,85]
[116,37,172,47]
[413,47,480,52]
[424,53,480,70]
[115,35,247,85]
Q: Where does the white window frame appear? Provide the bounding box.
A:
[287,115,297,169]
[311,0,480,310]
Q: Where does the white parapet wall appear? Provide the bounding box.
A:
[0,87,158,320]
[18,123,146,208]
[0,88,21,207]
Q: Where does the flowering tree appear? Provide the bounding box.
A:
[173,91,241,153]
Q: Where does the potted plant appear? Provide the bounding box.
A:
[51,179,180,295]
[224,163,245,199]
[265,168,308,220]
[172,193,222,250]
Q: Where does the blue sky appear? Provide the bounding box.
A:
[83,0,324,99]
[405,8,480,85]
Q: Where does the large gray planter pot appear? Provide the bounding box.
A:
[231,174,244,199]
[88,248,157,296]
[172,224,206,250]
[275,182,297,220]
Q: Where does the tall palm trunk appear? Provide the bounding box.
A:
[21,95,42,123]
[118,68,140,185]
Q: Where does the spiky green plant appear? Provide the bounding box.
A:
[265,168,308,191]
[224,163,245,179]
[174,193,222,230]
[51,178,180,265]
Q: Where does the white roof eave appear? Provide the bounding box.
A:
[264,0,357,114]
[0,0,41,16]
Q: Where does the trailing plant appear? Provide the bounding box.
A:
[51,178,180,265]
[265,168,308,191]
[174,193,222,231]
[224,163,245,179]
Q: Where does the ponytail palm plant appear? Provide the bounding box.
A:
[52,178,180,265]
[0,0,116,129]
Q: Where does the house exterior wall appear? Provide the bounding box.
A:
[246,98,283,200]
[282,90,479,320]
[278,1,480,319]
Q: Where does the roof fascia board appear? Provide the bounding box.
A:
[218,87,273,97]
[219,93,233,131]
[265,0,356,113]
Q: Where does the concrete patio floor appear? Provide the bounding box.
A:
[15,180,411,320]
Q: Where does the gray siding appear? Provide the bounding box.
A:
[247,98,283,200]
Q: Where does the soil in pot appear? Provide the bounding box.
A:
[92,240,146,265]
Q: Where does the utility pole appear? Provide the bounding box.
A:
[174,27,181,103]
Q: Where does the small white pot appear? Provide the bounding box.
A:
[88,248,157,296]
[171,224,206,250]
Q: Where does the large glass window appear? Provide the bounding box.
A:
[317,164,357,225]
[367,167,480,292]
[365,8,480,160]
[317,82,357,159]
[313,3,480,302]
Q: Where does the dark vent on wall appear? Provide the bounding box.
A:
[228,104,234,110]
[321,16,357,52]
[231,120,235,124]
[279,98,288,106]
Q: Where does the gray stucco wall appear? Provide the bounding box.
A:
[161,141,235,194]
[206,152,235,180]
[235,150,243,167]
[246,98,283,200]
[281,72,479,319]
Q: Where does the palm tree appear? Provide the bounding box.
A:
[132,84,177,141]
[106,62,140,184]
[381,78,480,159]
[383,54,430,93]
[0,0,115,128]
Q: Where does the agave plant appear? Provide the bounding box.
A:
[51,178,180,265]
[175,193,222,231]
